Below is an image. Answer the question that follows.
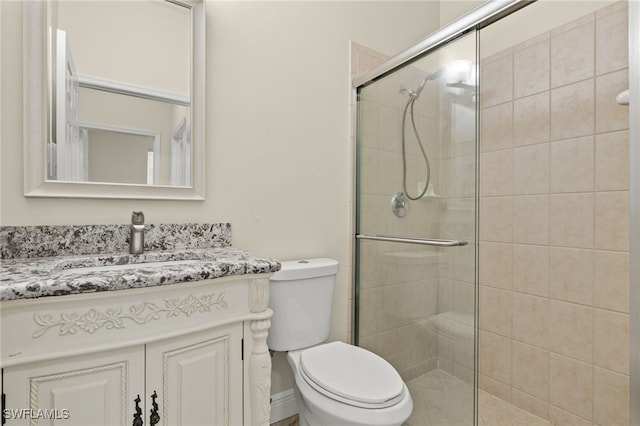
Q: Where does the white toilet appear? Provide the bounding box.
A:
[267,258,413,426]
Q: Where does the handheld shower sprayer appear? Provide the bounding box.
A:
[393,66,445,213]
[413,67,446,99]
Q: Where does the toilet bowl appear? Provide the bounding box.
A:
[287,342,413,426]
[267,258,413,426]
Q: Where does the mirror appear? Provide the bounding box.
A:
[24,0,205,199]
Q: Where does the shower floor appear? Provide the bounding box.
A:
[406,370,551,426]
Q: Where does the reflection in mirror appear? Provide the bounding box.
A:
[49,0,191,187]
[23,0,205,199]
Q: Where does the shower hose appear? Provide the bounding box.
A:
[401,94,431,200]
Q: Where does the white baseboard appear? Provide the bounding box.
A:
[270,389,297,424]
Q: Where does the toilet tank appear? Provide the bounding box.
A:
[267,258,339,352]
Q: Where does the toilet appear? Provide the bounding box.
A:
[267,258,413,426]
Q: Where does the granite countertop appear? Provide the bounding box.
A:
[0,223,280,301]
[0,247,281,301]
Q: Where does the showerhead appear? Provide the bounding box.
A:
[413,67,446,98]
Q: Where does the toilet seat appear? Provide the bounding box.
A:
[299,341,405,409]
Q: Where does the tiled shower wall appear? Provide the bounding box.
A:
[354,42,443,381]
[478,2,630,425]
[353,40,478,383]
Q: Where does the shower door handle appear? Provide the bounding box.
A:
[356,234,468,247]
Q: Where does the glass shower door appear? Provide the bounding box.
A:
[355,31,478,425]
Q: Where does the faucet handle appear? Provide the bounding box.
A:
[131,211,145,225]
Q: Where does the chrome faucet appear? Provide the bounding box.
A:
[129,211,145,254]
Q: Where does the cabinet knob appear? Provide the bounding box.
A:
[133,395,144,426]
[149,391,160,426]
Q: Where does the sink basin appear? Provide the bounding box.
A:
[59,259,202,276]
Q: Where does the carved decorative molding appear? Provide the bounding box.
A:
[249,278,269,313]
[250,319,272,426]
[32,292,227,338]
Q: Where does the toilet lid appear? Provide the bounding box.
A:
[299,341,404,409]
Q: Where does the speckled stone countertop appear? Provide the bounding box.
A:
[0,224,280,301]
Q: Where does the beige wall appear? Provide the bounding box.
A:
[440,0,483,27]
[478,2,630,424]
[1,0,440,396]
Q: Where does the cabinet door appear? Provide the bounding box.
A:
[145,323,243,426]
[2,346,145,426]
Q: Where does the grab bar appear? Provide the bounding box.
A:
[356,234,468,247]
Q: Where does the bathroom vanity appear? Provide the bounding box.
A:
[0,224,279,426]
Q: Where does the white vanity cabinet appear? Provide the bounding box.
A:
[145,323,243,426]
[3,345,146,425]
[1,274,272,426]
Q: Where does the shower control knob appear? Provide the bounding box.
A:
[391,192,409,217]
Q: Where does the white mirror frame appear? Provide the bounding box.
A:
[23,0,205,200]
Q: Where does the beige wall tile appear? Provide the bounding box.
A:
[397,281,428,325]
[513,143,549,195]
[481,196,513,242]
[475,5,630,423]
[513,31,551,52]
[549,193,594,249]
[454,242,476,284]
[514,92,550,147]
[596,7,629,75]
[511,389,549,421]
[355,47,386,75]
[479,374,512,402]
[549,354,593,420]
[595,191,629,251]
[550,21,594,88]
[454,280,475,316]
[481,46,514,65]
[593,309,629,375]
[480,242,513,290]
[549,405,593,426]
[513,244,549,297]
[358,287,382,337]
[594,250,629,313]
[514,39,550,98]
[380,284,399,331]
[479,285,512,337]
[513,195,549,245]
[359,147,379,195]
[480,330,512,384]
[595,69,629,134]
[550,12,595,38]
[549,247,594,306]
[377,150,402,195]
[550,136,594,193]
[378,329,401,368]
[481,102,514,152]
[596,0,627,18]
[512,341,549,401]
[481,149,513,196]
[358,100,380,149]
[551,80,594,140]
[595,130,629,191]
[593,366,630,426]
[481,53,514,108]
[548,300,593,363]
[378,105,403,152]
[512,293,549,348]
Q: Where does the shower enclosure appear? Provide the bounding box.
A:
[355,30,479,426]
[354,0,637,425]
